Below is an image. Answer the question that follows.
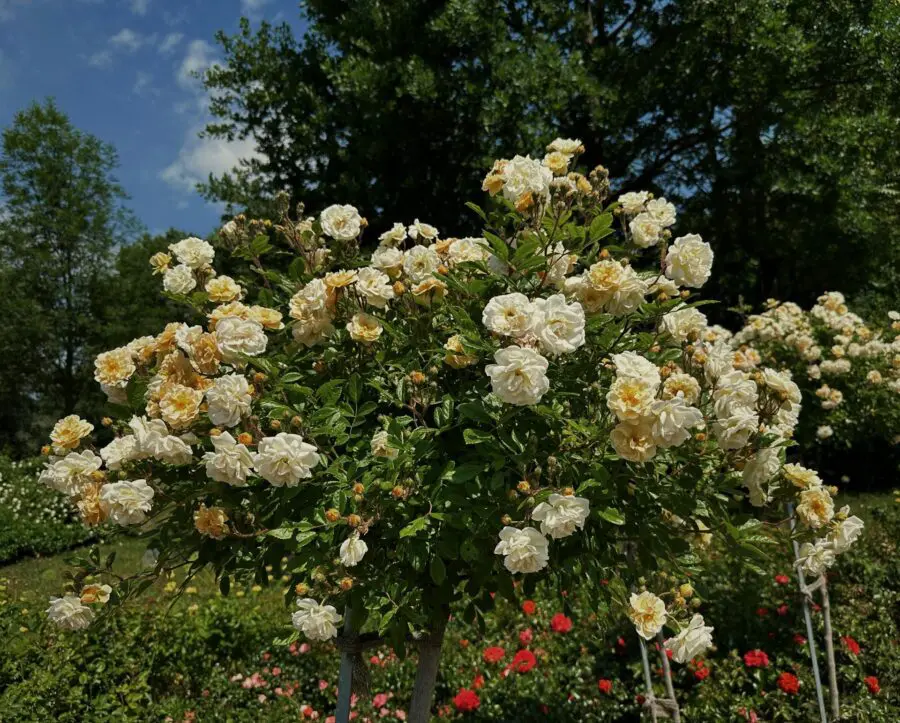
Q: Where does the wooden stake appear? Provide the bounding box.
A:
[407,621,447,723]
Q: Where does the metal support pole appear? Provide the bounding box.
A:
[334,606,355,723]
[788,504,828,723]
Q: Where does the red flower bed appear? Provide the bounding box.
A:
[483,646,505,664]
[743,650,770,668]
[550,613,573,633]
[453,688,480,712]
[777,672,799,694]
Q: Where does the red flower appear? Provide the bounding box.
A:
[865,676,880,695]
[521,600,536,615]
[777,672,799,694]
[776,605,789,617]
[756,607,769,617]
[453,688,480,713]
[519,628,533,645]
[694,667,710,681]
[743,650,770,668]
[483,646,505,664]
[841,636,861,656]
[598,679,612,695]
[665,648,673,660]
[472,674,485,690]
[550,613,573,633]
[775,574,790,585]
[793,634,807,646]
[511,649,537,673]
[372,693,389,708]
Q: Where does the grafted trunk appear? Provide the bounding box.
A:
[407,621,447,723]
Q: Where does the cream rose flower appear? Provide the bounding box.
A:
[46,595,94,630]
[356,267,395,308]
[485,346,550,406]
[371,430,398,459]
[546,137,584,156]
[816,425,834,440]
[194,504,229,539]
[205,275,243,303]
[494,526,549,574]
[80,583,112,605]
[248,305,284,331]
[649,395,703,448]
[629,213,662,248]
[782,463,823,489]
[827,514,864,554]
[500,155,553,207]
[444,335,477,369]
[607,377,657,422]
[628,591,667,640]
[292,598,342,641]
[215,317,268,363]
[662,373,701,405]
[128,415,193,465]
[320,204,362,241]
[100,435,138,471]
[254,433,321,486]
[159,383,204,429]
[542,151,570,175]
[203,431,254,486]
[371,245,405,276]
[531,494,590,539]
[617,191,650,215]
[664,614,714,663]
[169,237,214,269]
[610,420,657,463]
[403,245,441,282]
[577,260,648,315]
[39,450,102,496]
[482,293,536,338]
[50,415,94,452]
[100,479,154,526]
[796,487,834,529]
[163,265,197,295]
[346,312,383,343]
[646,197,676,227]
[407,219,439,241]
[339,532,368,567]
[742,446,781,507]
[378,222,407,245]
[661,307,708,343]
[665,234,714,288]
[206,373,252,428]
[531,295,585,355]
[94,347,136,388]
[447,237,490,266]
[797,540,835,577]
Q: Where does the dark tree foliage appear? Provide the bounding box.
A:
[202,0,900,316]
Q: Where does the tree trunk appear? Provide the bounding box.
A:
[407,621,447,723]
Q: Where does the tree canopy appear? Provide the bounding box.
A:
[202,0,900,314]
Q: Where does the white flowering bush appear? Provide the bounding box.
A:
[36,140,862,706]
[731,293,900,455]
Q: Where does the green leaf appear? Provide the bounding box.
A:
[599,507,626,525]
[589,213,614,241]
[429,556,446,585]
[126,378,149,411]
[347,373,363,403]
[288,256,306,280]
[399,517,430,538]
[483,231,509,261]
[463,428,493,445]
[267,527,295,540]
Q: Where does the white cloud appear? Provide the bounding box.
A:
[177,39,216,89]
[241,0,270,13]
[87,50,113,68]
[158,32,183,54]
[161,124,262,193]
[110,28,144,52]
[132,71,155,96]
[130,0,150,15]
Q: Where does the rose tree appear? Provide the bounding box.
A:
[38,139,861,720]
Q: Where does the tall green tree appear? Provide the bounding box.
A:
[0,99,137,450]
[202,0,900,314]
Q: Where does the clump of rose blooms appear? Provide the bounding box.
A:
[38,139,861,699]
[730,294,900,454]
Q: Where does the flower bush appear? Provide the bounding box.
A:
[34,139,864,714]
[731,293,900,464]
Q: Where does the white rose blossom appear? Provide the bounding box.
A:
[356,267,395,308]
[408,219,438,241]
[797,539,836,577]
[629,213,662,248]
[665,234,714,288]
[206,373,253,428]
[827,513,864,554]
[339,532,369,567]
[254,433,321,486]
[203,431,255,486]
[291,598,342,641]
[100,436,138,472]
[100,479,155,526]
[494,526,549,574]
[531,295,585,355]
[531,494,590,539]
[320,204,362,241]
[664,614,714,663]
[485,346,550,406]
[163,264,196,295]
[46,595,94,631]
[650,395,704,448]
[169,237,214,269]
[215,317,268,363]
[628,591,667,640]
[371,430,399,459]
[403,245,441,283]
[482,293,536,338]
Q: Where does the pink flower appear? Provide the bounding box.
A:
[262,652,271,661]
[775,574,790,585]
[257,694,267,704]
[271,666,281,676]
[373,694,389,708]
[319,679,330,691]
[300,643,311,654]
[519,628,533,645]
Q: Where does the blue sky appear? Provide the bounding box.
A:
[0,0,305,237]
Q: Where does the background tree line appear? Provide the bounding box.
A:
[2,0,899,457]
